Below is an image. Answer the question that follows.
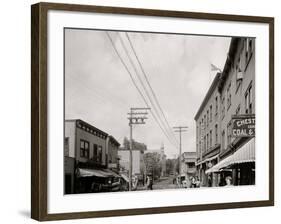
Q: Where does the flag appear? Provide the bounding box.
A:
[210,63,222,72]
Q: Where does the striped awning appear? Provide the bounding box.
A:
[206,138,255,174]
[196,154,219,166]
[120,173,130,182]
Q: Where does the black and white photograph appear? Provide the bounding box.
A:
[64,29,255,194]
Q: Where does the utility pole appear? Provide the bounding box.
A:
[173,126,188,179]
[128,107,150,191]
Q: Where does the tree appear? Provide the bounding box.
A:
[166,158,179,175]
[122,137,147,151]
[143,152,162,180]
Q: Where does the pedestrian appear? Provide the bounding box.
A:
[146,176,153,190]
[195,176,201,188]
[208,175,212,187]
[190,176,196,188]
[225,176,233,187]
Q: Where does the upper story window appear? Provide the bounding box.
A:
[197,125,199,141]
[245,84,253,114]
[227,121,232,146]
[80,140,89,158]
[204,136,206,152]
[207,110,209,127]
[215,96,218,116]
[98,146,103,162]
[245,38,254,70]
[210,105,212,123]
[236,55,243,92]
[215,124,218,144]
[206,133,209,150]
[221,130,225,151]
[221,96,225,120]
[204,115,206,130]
[209,130,212,148]
[227,82,232,110]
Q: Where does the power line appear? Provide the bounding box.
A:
[125,32,179,146]
[106,32,178,149]
[67,74,129,109]
[118,33,178,147]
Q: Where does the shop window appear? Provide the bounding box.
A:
[64,137,69,157]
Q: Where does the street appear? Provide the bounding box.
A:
[153,176,177,190]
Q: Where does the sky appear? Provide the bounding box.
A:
[65,29,231,158]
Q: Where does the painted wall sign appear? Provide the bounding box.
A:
[232,114,255,137]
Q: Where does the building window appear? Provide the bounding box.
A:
[245,84,253,114]
[245,38,253,69]
[207,110,209,127]
[98,146,103,163]
[207,133,209,150]
[64,137,69,157]
[210,105,212,123]
[210,130,212,148]
[80,140,89,158]
[93,144,98,161]
[215,97,218,116]
[236,56,243,91]
[221,96,225,120]
[227,82,232,110]
[198,122,201,139]
[215,124,218,144]
[187,162,195,168]
[204,115,206,130]
[221,130,225,151]
[204,136,206,152]
[227,121,232,146]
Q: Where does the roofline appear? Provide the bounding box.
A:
[194,73,221,120]
[108,135,121,147]
[66,119,109,137]
[218,37,240,93]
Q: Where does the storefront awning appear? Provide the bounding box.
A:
[206,138,255,174]
[196,154,219,166]
[77,168,120,178]
[120,173,129,183]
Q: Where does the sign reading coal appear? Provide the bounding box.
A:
[232,115,255,137]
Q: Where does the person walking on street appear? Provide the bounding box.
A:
[146,176,153,190]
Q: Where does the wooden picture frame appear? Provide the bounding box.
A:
[31,2,274,221]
